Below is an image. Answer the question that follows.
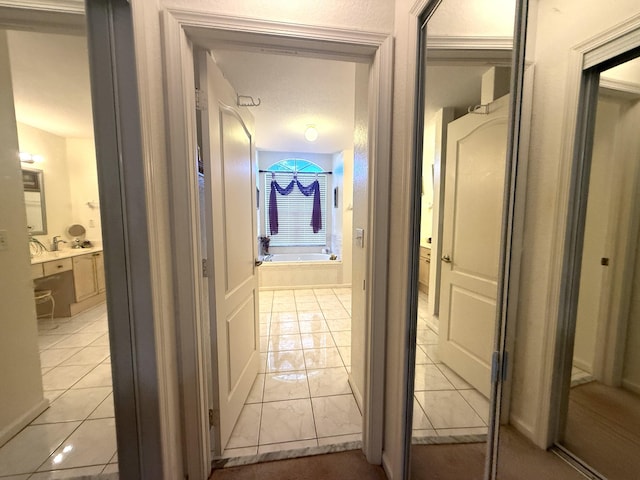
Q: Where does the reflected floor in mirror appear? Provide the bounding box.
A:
[564,381,640,479]
[412,427,585,480]
[412,292,490,444]
[0,303,117,479]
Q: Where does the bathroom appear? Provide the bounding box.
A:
[0,28,117,478]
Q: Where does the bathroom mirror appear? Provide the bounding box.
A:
[22,168,47,235]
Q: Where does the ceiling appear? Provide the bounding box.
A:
[7,30,94,139]
[5,29,494,153]
[211,49,356,154]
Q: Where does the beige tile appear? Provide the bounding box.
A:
[88,393,115,419]
[271,312,298,323]
[246,374,265,404]
[266,351,306,373]
[60,346,110,366]
[50,332,103,349]
[321,308,350,320]
[259,399,316,444]
[459,389,491,424]
[326,318,351,332]
[267,334,302,352]
[263,371,309,402]
[312,395,362,438]
[269,322,300,336]
[226,404,261,449]
[436,364,473,390]
[298,320,329,333]
[317,433,361,446]
[331,331,351,347]
[412,398,434,430]
[415,390,485,429]
[38,418,117,471]
[71,364,112,389]
[307,367,351,397]
[297,311,324,322]
[303,347,344,369]
[102,463,119,474]
[33,387,111,424]
[30,466,105,479]
[414,364,455,391]
[0,422,80,476]
[39,348,82,368]
[222,446,258,458]
[42,365,95,391]
[301,332,335,350]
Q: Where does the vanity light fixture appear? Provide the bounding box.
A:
[304,125,318,142]
[19,152,44,164]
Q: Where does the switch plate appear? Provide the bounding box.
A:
[355,228,364,248]
[0,230,8,251]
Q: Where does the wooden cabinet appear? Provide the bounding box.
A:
[418,246,431,293]
[72,252,105,302]
[34,250,106,317]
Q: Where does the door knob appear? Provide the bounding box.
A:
[255,259,263,267]
[442,255,452,263]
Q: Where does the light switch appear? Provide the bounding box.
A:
[355,228,364,248]
[0,230,8,251]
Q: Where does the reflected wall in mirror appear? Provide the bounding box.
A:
[559,55,640,480]
[410,0,515,477]
[22,168,47,234]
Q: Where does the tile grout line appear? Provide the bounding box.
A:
[299,296,320,448]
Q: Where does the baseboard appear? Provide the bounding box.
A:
[622,378,640,395]
[571,358,592,374]
[382,451,394,480]
[0,397,49,447]
[508,415,536,445]
[348,374,364,413]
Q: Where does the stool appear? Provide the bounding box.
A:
[34,289,56,330]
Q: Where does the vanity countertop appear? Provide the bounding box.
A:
[31,246,103,265]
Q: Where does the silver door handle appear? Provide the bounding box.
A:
[442,255,451,263]
[255,259,263,267]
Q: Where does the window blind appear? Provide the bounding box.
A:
[265,172,327,246]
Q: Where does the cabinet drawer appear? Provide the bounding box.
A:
[43,258,72,276]
[31,263,44,280]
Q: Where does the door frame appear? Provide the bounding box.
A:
[0,1,167,478]
[402,0,529,479]
[162,9,393,479]
[547,12,640,452]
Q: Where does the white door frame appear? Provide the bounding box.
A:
[0,1,169,478]
[162,9,393,479]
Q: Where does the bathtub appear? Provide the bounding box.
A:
[266,253,334,262]
[259,253,346,288]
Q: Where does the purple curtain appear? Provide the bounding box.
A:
[269,177,322,235]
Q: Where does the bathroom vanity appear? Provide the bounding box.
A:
[31,247,106,317]
[418,245,431,293]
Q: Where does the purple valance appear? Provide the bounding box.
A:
[269,178,322,235]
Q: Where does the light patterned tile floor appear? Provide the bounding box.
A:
[412,291,490,442]
[0,304,117,479]
[222,288,362,458]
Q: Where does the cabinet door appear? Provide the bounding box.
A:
[94,252,106,293]
[73,255,98,302]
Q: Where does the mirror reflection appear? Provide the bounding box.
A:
[561,55,640,479]
[410,0,514,476]
[22,168,47,235]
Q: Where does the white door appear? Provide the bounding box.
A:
[438,94,509,398]
[199,51,260,455]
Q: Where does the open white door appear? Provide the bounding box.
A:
[438,94,509,398]
[199,51,260,455]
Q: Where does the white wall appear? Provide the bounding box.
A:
[66,138,102,243]
[623,224,640,392]
[333,148,353,285]
[17,122,71,247]
[0,31,46,446]
[419,118,435,247]
[573,98,620,373]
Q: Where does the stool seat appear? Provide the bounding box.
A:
[34,289,56,328]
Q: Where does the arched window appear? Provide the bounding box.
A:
[265,159,327,246]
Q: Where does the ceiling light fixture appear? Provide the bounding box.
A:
[304,125,318,142]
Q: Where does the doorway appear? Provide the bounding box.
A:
[162,10,392,479]
[0,26,117,478]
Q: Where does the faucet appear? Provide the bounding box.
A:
[52,236,67,251]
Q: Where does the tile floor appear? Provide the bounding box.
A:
[412,292,491,442]
[222,288,362,457]
[0,304,118,479]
